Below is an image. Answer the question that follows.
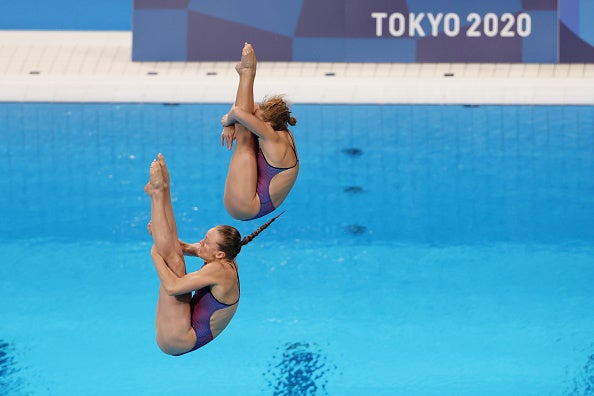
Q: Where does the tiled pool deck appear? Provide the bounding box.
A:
[1,30,593,104]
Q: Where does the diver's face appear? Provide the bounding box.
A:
[198,228,223,261]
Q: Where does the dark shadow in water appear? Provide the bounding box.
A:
[341,148,363,157]
[343,186,364,194]
[345,224,366,235]
[0,340,25,395]
[569,353,594,396]
[264,342,336,396]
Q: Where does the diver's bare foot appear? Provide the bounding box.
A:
[144,159,167,196]
[157,153,170,188]
[235,42,256,76]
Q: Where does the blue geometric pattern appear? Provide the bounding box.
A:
[132,0,592,63]
[559,0,594,62]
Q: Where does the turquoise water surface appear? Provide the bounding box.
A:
[1,103,593,395]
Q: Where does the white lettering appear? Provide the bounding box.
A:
[517,13,532,37]
[443,13,460,37]
[427,13,443,37]
[371,11,531,38]
[409,12,425,37]
[500,13,515,37]
[466,13,481,37]
[371,12,388,37]
[484,13,499,37]
[389,13,406,37]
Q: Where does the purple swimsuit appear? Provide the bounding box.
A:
[248,140,298,220]
[176,271,239,355]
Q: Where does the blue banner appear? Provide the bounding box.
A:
[132,0,594,63]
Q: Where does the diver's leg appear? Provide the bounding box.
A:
[150,247,195,355]
[223,43,260,219]
[223,127,260,220]
[234,42,256,113]
[145,158,185,276]
[145,159,194,354]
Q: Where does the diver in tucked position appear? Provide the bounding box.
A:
[221,42,299,221]
[145,153,280,355]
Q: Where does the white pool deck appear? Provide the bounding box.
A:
[1,30,593,104]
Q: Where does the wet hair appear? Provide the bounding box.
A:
[259,95,297,131]
[214,212,284,260]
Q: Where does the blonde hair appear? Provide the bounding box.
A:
[260,95,297,131]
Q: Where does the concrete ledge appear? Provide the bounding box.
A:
[1,31,593,104]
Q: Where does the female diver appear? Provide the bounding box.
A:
[145,153,280,355]
[221,43,299,221]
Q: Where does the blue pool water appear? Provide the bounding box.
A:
[1,103,593,395]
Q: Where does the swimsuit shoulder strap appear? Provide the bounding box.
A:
[287,130,299,162]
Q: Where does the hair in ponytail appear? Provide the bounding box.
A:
[215,212,284,260]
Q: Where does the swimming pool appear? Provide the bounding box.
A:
[1,103,593,395]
